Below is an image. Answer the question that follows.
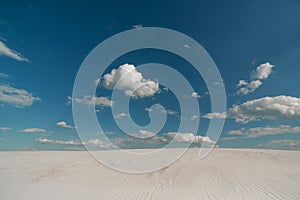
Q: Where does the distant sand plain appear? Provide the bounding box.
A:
[1,148,300,200]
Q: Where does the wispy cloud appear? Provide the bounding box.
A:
[0,85,40,108]
[0,127,12,131]
[0,41,29,62]
[56,121,74,129]
[68,95,113,107]
[0,73,9,79]
[18,128,47,133]
[132,24,143,29]
[36,138,82,145]
[227,125,300,138]
[265,139,300,149]
[114,113,129,119]
[36,138,113,148]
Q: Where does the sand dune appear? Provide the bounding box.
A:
[1,148,300,200]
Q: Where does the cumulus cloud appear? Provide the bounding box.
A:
[114,113,129,119]
[237,62,274,95]
[191,92,201,98]
[251,62,274,80]
[18,128,46,133]
[68,95,113,107]
[0,41,29,62]
[0,85,40,108]
[0,73,9,79]
[102,64,159,98]
[56,121,73,129]
[166,132,216,144]
[0,127,12,131]
[203,95,300,123]
[227,125,300,138]
[237,80,262,95]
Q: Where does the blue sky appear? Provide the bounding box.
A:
[1,0,300,150]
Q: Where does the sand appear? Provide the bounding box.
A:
[1,148,300,200]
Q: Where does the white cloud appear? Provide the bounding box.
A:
[183,44,191,48]
[227,125,300,138]
[162,109,178,116]
[0,73,9,79]
[237,62,274,95]
[68,95,113,107]
[145,107,152,112]
[0,41,29,62]
[36,138,82,145]
[166,132,216,144]
[191,115,198,120]
[132,24,143,29]
[146,105,178,116]
[0,85,40,108]
[102,63,159,98]
[130,130,157,139]
[18,128,46,133]
[36,138,112,148]
[114,113,129,119]
[202,112,227,119]
[94,78,100,86]
[237,80,262,95]
[251,62,274,80]
[203,95,300,123]
[191,92,201,98]
[0,127,12,131]
[266,139,300,148]
[56,121,73,129]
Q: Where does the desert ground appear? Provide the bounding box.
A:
[1,148,300,200]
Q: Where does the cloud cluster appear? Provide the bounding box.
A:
[266,140,300,149]
[56,121,73,129]
[0,85,40,108]
[18,128,46,133]
[203,95,300,123]
[237,62,274,95]
[227,125,300,138]
[68,95,113,107]
[0,41,29,62]
[102,64,159,98]
[166,132,216,144]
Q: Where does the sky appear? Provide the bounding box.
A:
[0,0,300,151]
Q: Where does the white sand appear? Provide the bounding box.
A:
[1,148,300,200]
